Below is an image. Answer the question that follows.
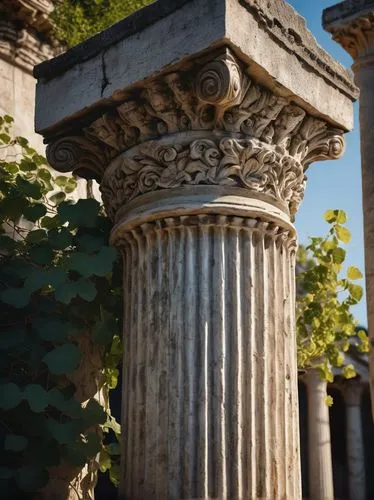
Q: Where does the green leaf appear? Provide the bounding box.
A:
[77,279,97,301]
[58,199,100,228]
[16,177,42,200]
[82,399,107,426]
[69,252,95,277]
[24,385,49,412]
[0,196,28,220]
[335,210,347,224]
[40,215,62,229]
[0,328,25,349]
[109,463,120,487]
[55,176,68,188]
[347,266,363,280]
[29,244,54,265]
[3,162,18,174]
[85,432,102,457]
[0,234,16,251]
[93,311,117,345]
[99,450,111,472]
[349,284,363,302]
[24,267,66,293]
[35,319,76,342]
[37,168,52,182]
[23,203,47,222]
[47,419,79,445]
[77,233,105,252]
[19,158,37,172]
[105,368,119,389]
[335,225,351,244]
[342,364,356,379]
[332,247,346,264]
[26,229,47,244]
[106,442,121,455]
[48,227,72,249]
[65,177,78,193]
[43,343,81,374]
[5,434,28,452]
[4,115,14,124]
[94,246,117,276]
[49,191,66,205]
[54,281,79,304]
[324,210,336,223]
[48,389,81,417]
[325,395,334,407]
[322,239,337,252]
[1,287,30,308]
[0,383,22,409]
[15,465,48,492]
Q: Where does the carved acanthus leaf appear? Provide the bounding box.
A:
[100,138,306,221]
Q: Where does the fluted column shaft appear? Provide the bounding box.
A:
[306,369,334,500]
[117,214,300,500]
[344,383,366,500]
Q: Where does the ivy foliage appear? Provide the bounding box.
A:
[53,0,153,47]
[0,116,122,497]
[296,209,369,382]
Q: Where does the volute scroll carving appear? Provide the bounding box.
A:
[46,136,114,181]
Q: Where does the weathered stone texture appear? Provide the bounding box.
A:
[34,1,357,498]
[34,0,357,135]
[0,0,58,151]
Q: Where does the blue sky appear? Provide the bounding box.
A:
[288,1,366,326]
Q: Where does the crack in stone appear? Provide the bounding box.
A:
[101,50,110,96]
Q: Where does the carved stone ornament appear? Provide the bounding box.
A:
[46,48,345,218]
[329,13,374,59]
[0,1,59,72]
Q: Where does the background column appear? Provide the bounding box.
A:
[306,368,334,500]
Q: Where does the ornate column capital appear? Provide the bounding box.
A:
[45,48,345,222]
[323,1,374,63]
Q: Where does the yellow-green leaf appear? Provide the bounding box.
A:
[335,225,351,244]
[324,210,336,223]
[347,266,363,280]
[325,395,334,407]
[342,364,356,379]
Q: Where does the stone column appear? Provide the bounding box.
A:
[343,382,366,500]
[306,369,334,500]
[33,1,356,498]
[323,0,374,416]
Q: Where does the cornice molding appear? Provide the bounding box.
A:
[0,0,59,73]
[241,0,357,98]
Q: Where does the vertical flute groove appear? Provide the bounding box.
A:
[119,216,300,500]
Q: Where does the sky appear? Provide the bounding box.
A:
[288,0,366,327]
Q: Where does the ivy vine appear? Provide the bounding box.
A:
[0,116,122,497]
[296,209,369,383]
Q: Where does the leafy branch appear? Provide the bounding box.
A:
[296,209,368,382]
